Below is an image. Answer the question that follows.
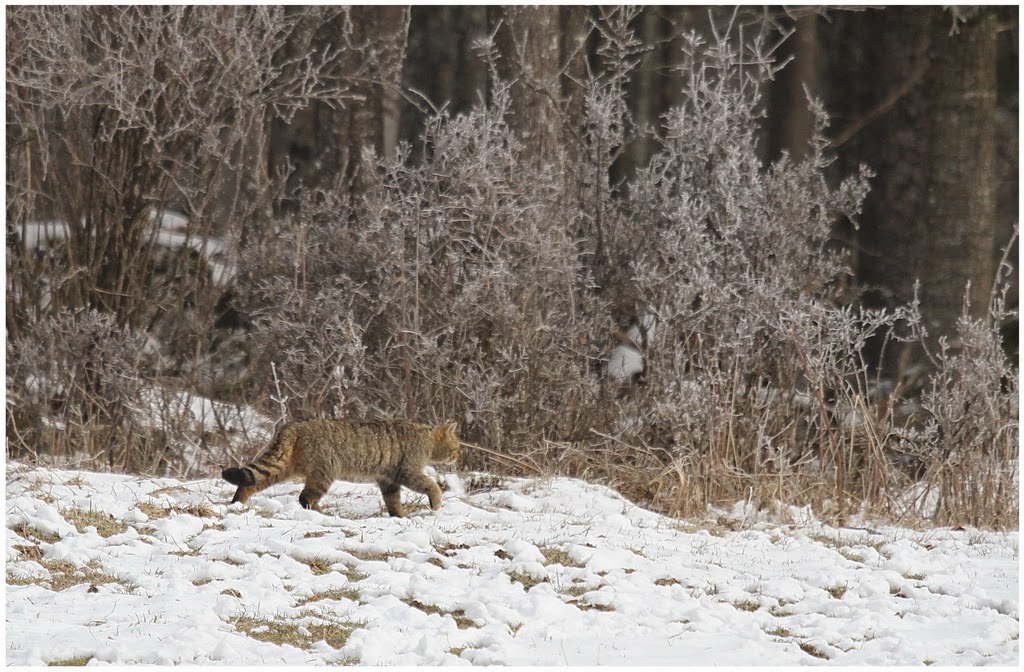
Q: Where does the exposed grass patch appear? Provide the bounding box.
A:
[731,599,762,612]
[507,569,547,591]
[233,615,360,651]
[799,641,831,659]
[766,626,792,638]
[539,546,583,568]
[340,566,368,583]
[568,598,615,612]
[138,501,218,520]
[17,478,58,506]
[838,548,866,563]
[346,548,403,563]
[300,588,361,605]
[305,620,361,650]
[233,617,309,648]
[400,501,432,516]
[47,656,93,666]
[903,571,927,582]
[435,542,470,557]
[403,599,479,629]
[808,533,843,549]
[558,584,590,598]
[404,598,444,616]
[169,548,202,557]
[40,559,122,592]
[450,610,477,629]
[12,543,43,561]
[327,656,361,666]
[61,507,127,538]
[825,584,849,599]
[137,502,168,519]
[185,504,219,517]
[301,556,336,576]
[148,485,189,497]
[6,570,38,586]
[654,577,680,587]
[10,522,61,544]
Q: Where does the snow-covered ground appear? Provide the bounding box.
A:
[5,462,1019,666]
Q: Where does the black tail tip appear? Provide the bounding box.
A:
[222,467,254,486]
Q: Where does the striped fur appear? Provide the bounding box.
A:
[221,418,459,517]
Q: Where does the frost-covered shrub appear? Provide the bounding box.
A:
[890,292,1019,527]
[240,83,609,459]
[556,23,879,517]
[6,309,152,470]
[234,208,370,423]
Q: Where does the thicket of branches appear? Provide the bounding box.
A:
[6,7,1017,527]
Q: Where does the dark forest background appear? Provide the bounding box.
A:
[6,5,1019,526]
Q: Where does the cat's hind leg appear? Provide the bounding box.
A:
[377,479,404,517]
[298,476,331,512]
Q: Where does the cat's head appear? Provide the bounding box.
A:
[430,421,460,463]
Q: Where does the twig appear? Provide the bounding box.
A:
[828,32,931,149]
[459,440,543,475]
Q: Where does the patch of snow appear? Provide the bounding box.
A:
[607,344,643,381]
[15,210,235,287]
[5,463,1018,666]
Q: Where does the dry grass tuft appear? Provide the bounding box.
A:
[233,615,361,651]
[539,546,583,568]
[46,656,94,666]
[61,508,127,538]
[300,588,361,605]
[10,522,60,544]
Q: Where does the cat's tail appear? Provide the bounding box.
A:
[222,426,296,488]
[222,467,256,486]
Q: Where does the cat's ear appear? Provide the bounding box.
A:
[444,421,458,437]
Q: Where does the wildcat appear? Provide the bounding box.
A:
[222,418,459,517]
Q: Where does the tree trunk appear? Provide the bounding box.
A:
[269,7,410,210]
[917,9,998,330]
[823,7,1000,365]
[492,6,565,171]
[401,7,489,151]
[766,11,819,163]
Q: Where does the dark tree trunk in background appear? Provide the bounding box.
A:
[558,5,590,167]
[270,7,409,211]
[766,10,819,163]
[626,8,663,177]
[492,6,565,171]
[401,7,488,150]
[336,5,409,201]
[917,9,998,329]
[822,7,1003,367]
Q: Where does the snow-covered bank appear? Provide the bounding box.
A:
[5,463,1019,665]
